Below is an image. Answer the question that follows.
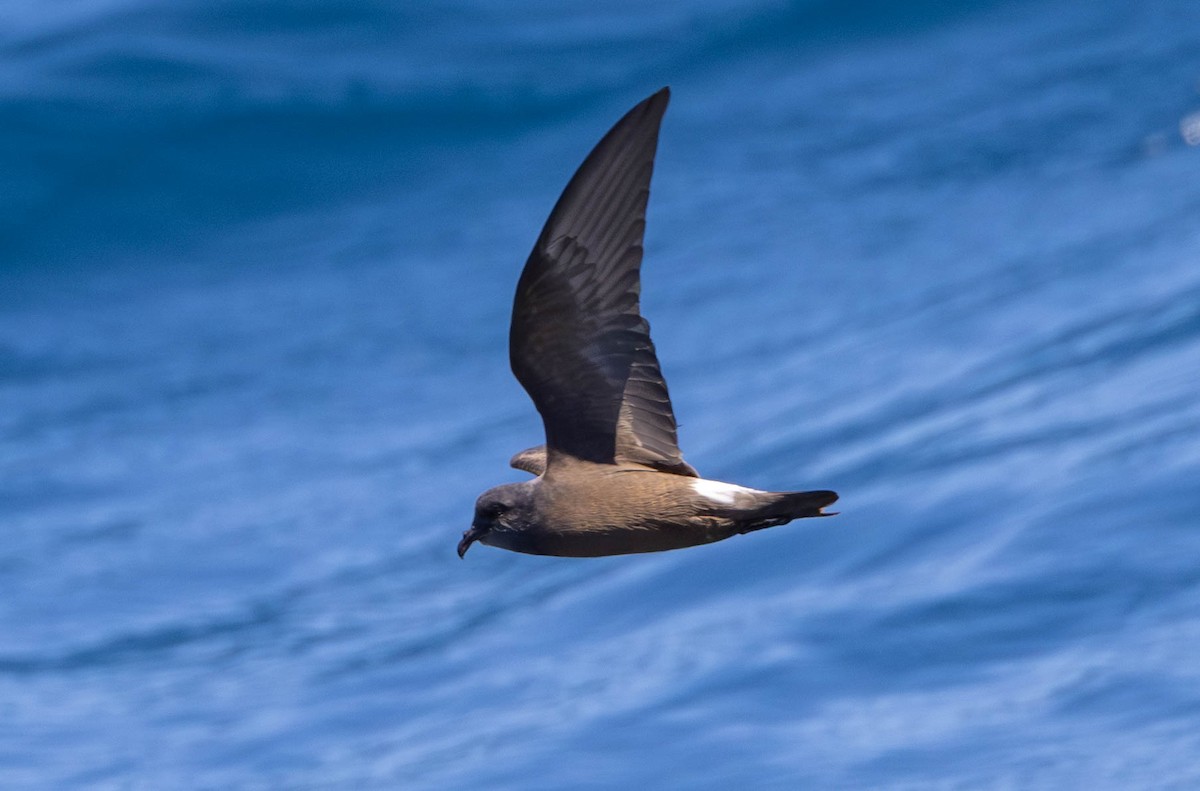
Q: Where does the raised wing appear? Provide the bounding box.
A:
[509,88,696,476]
[509,446,547,476]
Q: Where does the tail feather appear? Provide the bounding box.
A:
[736,489,839,533]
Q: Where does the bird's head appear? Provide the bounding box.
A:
[459,482,533,558]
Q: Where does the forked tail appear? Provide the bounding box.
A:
[736,489,839,533]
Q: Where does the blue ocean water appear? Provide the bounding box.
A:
[3,0,1200,787]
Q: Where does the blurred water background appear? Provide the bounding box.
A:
[4,1,1200,788]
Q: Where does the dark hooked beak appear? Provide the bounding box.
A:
[457,525,485,559]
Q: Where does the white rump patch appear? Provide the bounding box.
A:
[690,478,761,505]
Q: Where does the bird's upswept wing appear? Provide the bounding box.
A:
[509,88,697,477]
[509,446,547,476]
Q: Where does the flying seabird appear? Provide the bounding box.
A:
[459,87,837,558]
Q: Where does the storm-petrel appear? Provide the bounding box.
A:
[459,87,837,558]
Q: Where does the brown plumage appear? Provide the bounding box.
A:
[460,87,837,559]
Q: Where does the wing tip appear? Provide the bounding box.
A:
[644,86,670,117]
